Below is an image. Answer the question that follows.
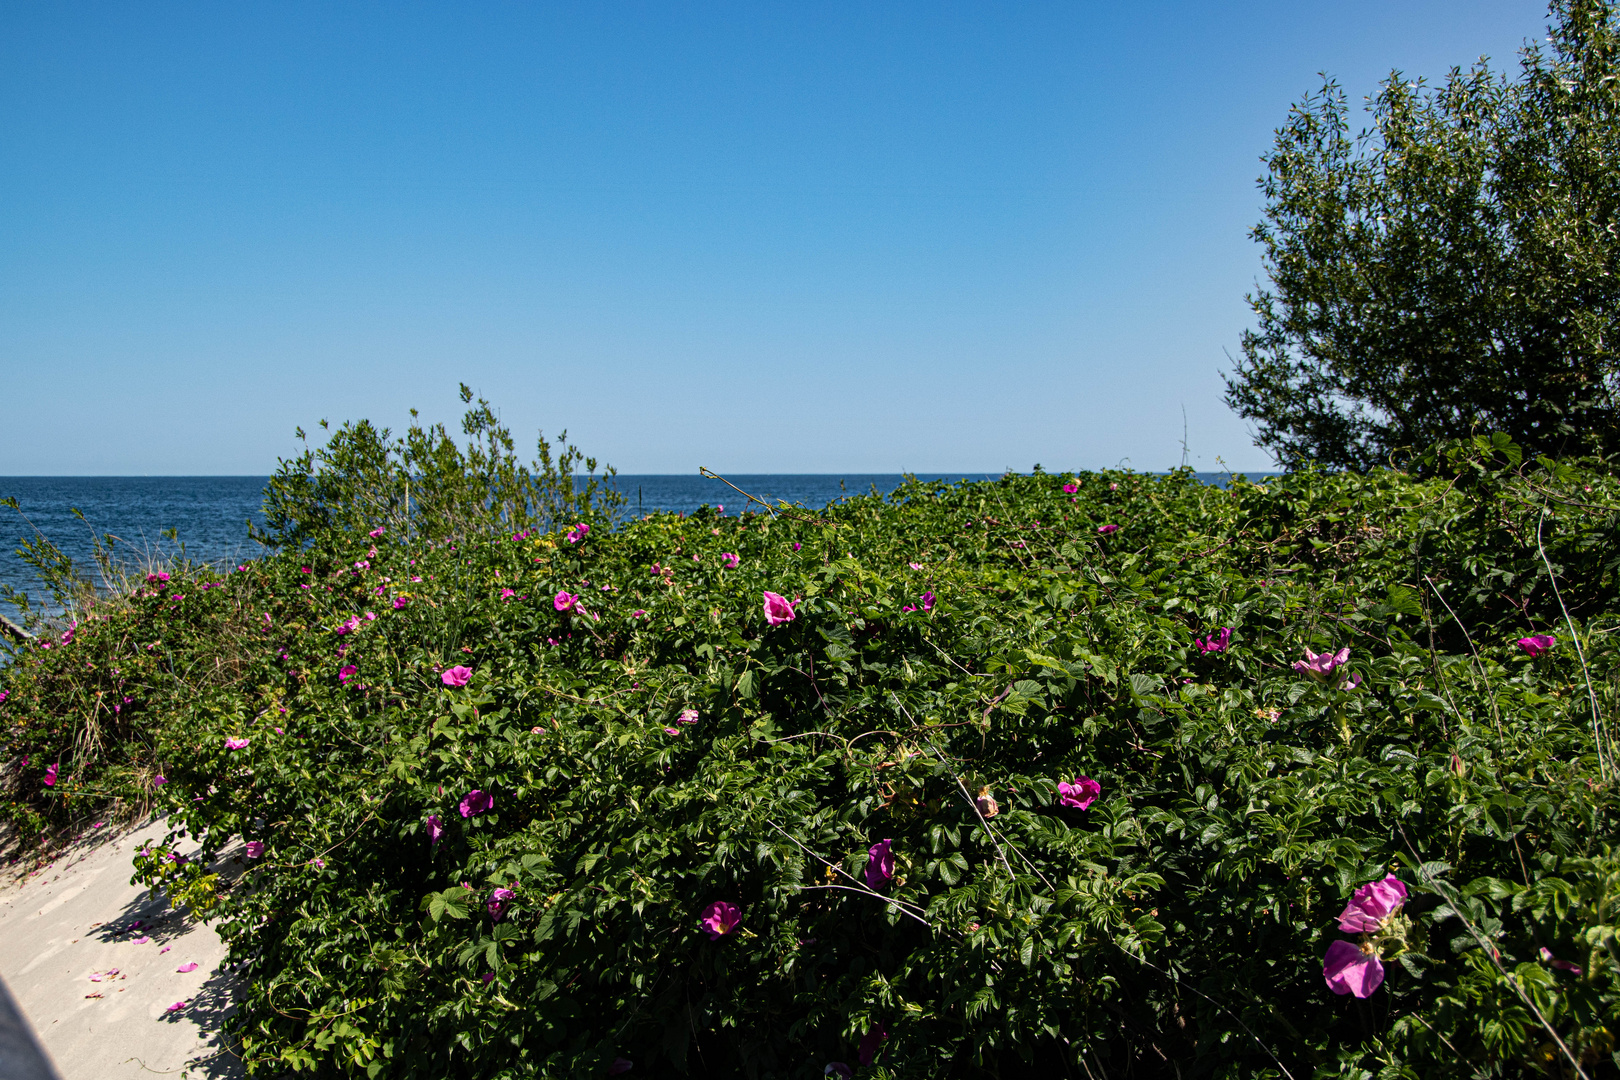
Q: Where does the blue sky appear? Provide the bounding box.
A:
[1,1,1548,475]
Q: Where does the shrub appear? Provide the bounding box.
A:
[1,434,1617,1078]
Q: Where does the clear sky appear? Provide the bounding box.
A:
[0,1,1550,476]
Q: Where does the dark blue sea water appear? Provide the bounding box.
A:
[0,471,1267,616]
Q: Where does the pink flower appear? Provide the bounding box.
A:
[1323,939,1384,997]
[393,596,408,609]
[224,737,250,750]
[763,591,796,625]
[908,562,923,570]
[1097,524,1119,535]
[166,1001,187,1012]
[677,708,699,725]
[426,815,443,845]
[1058,775,1100,809]
[244,841,264,859]
[701,900,742,939]
[369,527,385,538]
[44,763,57,787]
[488,886,515,920]
[459,789,494,817]
[864,839,895,888]
[176,962,199,973]
[154,775,166,785]
[857,1026,888,1066]
[364,611,376,621]
[1292,646,1350,681]
[920,591,936,613]
[664,726,681,736]
[1539,947,1583,974]
[1195,627,1232,654]
[1062,482,1079,494]
[501,588,516,600]
[554,591,579,613]
[1336,874,1408,933]
[721,552,740,568]
[147,572,170,584]
[1516,634,1556,658]
[791,542,801,551]
[441,665,473,687]
[631,609,646,618]
[309,857,326,870]
[339,665,358,684]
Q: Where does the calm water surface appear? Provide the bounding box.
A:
[0,471,1264,614]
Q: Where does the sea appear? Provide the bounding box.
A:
[0,472,1264,615]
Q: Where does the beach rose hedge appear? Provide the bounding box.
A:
[3,435,1619,1077]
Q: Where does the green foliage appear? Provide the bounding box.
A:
[256,383,626,549]
[1227,0,1620,470]
[3,435,1620,1077]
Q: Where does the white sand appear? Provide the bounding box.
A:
[0,822,241,1079]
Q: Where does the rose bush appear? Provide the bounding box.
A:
[1,431,1618,1077]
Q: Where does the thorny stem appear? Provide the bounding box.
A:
[1535,511,1612,781]
[1422,575,1504,737]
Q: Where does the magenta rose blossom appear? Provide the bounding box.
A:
[459,789,494,817]
[554,591,580,613]
[1058,776,1100,809]
[488,886,515,921]
[224,737,250,750]
[1540,947,1583,974]
[1195,627,1232,654]
[701,901,742,939]
[1322,939,1385,997]
[1337,874,1408,933]
[244,841,264,859]
[763,591,796,625]
[44,763,58,787]
[721,552,740,568]
[1062,482,1079,494]
[1322,873,1409,997]
[426,814,444,846]
[1097,524,1119,535]
[441,665,472,687]
[1516,634,1556,658]
[864,839,895,888]
[1293,646,1350,680]
[338,664,358,684]
[857,1027,889,1066]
